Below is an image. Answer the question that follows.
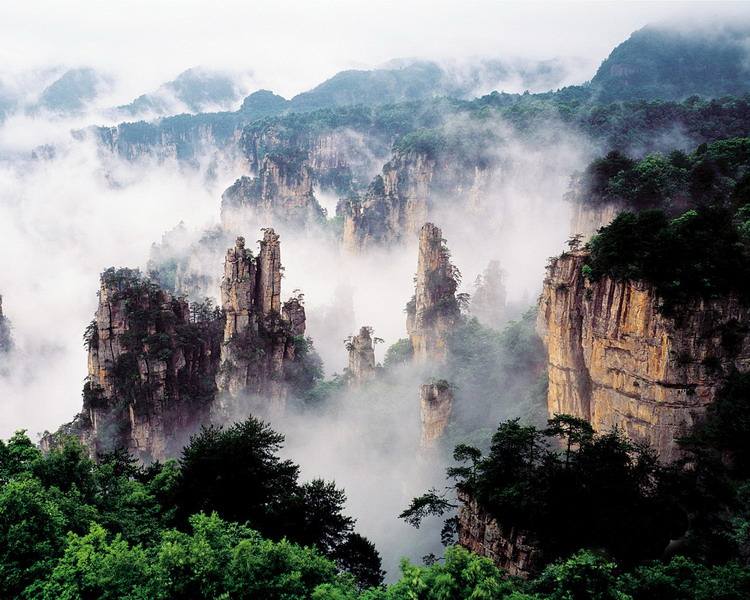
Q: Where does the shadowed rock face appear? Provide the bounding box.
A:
[537,250,750,461]
[406,223,460,364]
[218,231,306,412]
[457,491,542,578]
[419,381,453,448]
[60,269,223,462]
[338,149,492,252]
[221,155,325,231]
[43,230,310,462]
[346,326,376,386]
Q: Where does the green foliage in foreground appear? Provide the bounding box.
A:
[402,416,681,566]
[318,547,750,600]
[37,514,342,600]
[3,415,750,598]
[0,417,382,598]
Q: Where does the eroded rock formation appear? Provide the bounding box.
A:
[242,128,387,194]
[72,269,222,462]
[221,155,325,230]
[407,223,460,363]
[339,150,492,251]
[537,250,750,461]
[457,491,541,578]
[346,326,376,385]
[218,231,306,411]
[419,381,453,448]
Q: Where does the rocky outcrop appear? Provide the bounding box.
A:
[241,128,389,195]
[338,150,492,251]
[407,223,460,363]
[45,231,312,461]
[419,381,453,448]
[537,251,750,461]
[339,152,434,250]
[457,491,541,578]
[218,232,306,411]
[95,117,246,163]
[221,155,325,230]
[346,326,377,385]
[75,269,222,462]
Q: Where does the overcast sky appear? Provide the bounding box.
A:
[0,1,747,99]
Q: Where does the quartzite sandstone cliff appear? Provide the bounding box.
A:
[0,294,12,355]
[218,231,306,412]
[407,223,460,363]
[419,381,453,448]
[457,491,541,578]
[537,250,750,461]
[221,155,325,230]
[74,269,222,461]
[339,151,491,251]
[346,326,377,385]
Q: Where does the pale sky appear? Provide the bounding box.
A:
[0,1,747,99]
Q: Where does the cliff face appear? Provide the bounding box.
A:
[569,200,623,240]
[346,326,376,385]
[46,230,311,461]
[407,223,460,363]
[537,251,750,461]
[242,128,387,193]
[419,381,453,448]
[218,232,306,411]
[339,151,434,250]
[221,155,325,230]
[457,491,541,578]
[96,119,245,163]
[80,269,222,462]
[339,151,490,251]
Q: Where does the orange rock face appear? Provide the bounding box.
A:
[537,251,750,461]
[406,223,459,364]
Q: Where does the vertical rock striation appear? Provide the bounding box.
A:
[75,269,222,462]
[346,326,377,386]
[419,381,453,448]
[221,155,325,231]
[338,150,492,252]
[537,250,750,461]
[339,152,434,251]
[218,231,306,411]
[457,491,541,578]
[407,223,460,363]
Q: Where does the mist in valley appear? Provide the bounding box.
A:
[1,1,748,582]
